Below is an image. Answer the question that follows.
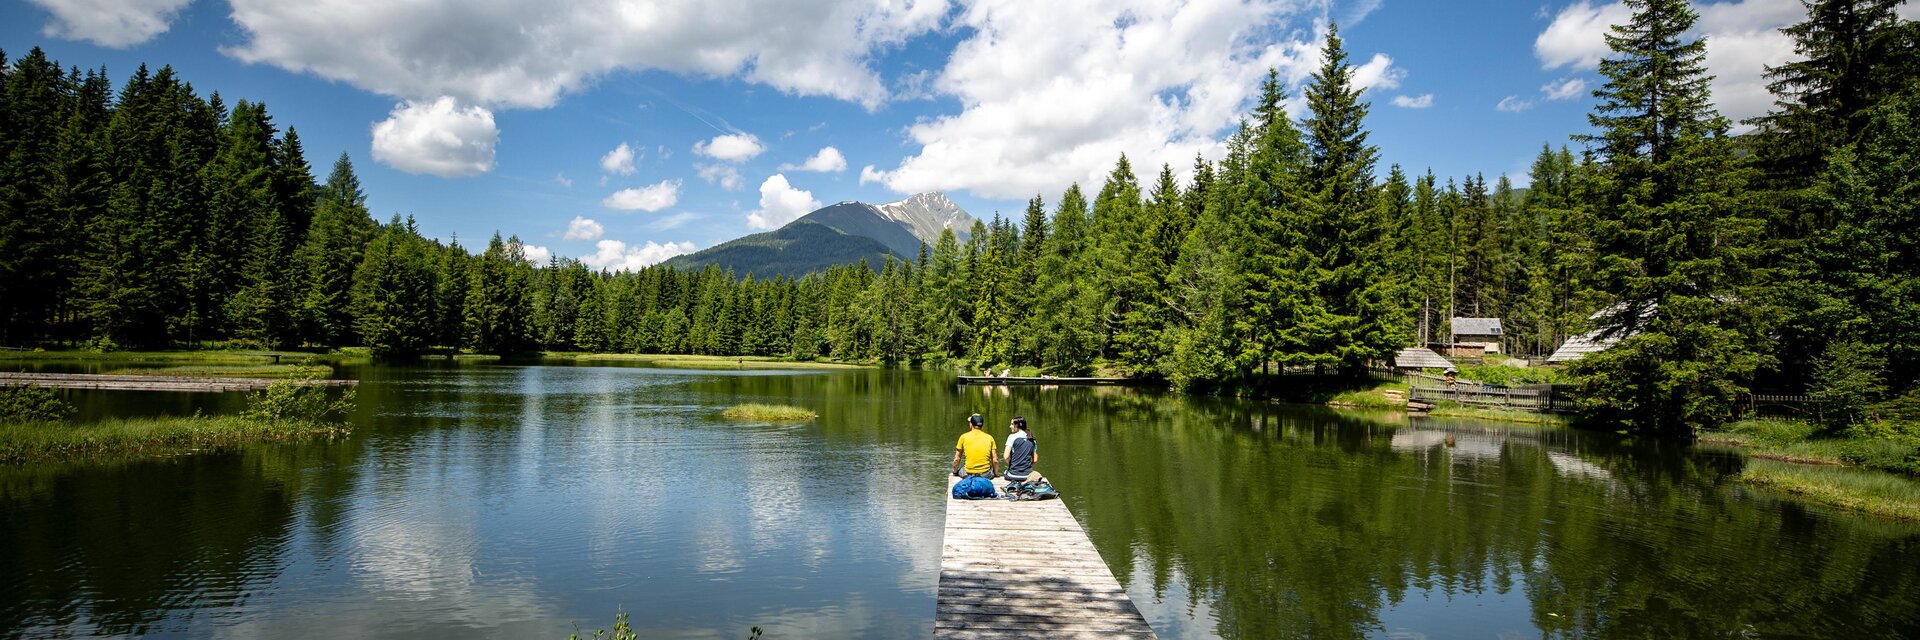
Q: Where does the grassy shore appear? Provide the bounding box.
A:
[547,353,869,370]
[0,349,316,364]
[1700,419,1916,472]
[1698,419,1920,521]
[721,404,818,420]
[1325,381,1409,410]
[0,416,350,464]
[1740,460,1920,521]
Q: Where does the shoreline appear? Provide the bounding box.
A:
[0,416,351,464]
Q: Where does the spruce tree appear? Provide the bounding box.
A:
[1752,0,1918,204]
[1164,127,1256,388]
[1032,184,1097,372]
[297,153,376,347]
[1240,70,1319,374]
[352,216,437,357]
[1571,0,1763,435]
[464,233,537,355]
[1301,25,1406,372]
[1087,156,1143,360]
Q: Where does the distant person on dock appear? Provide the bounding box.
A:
[951,413,1000,479]
[1003,416,1040,484]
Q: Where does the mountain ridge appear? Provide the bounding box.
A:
[661,192,975,278]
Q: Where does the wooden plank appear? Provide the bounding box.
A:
[938,476,1156,639]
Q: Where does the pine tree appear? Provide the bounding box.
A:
[349,216,433,357]
[1087,156,1143,359]
[465,233,537,355]
[1571,0,1763,435]
[1240,70,1319,374]
[1751,0,1918,208]
[1112,163,1185,374]
[1299,25,1406,372]
[1031,184,1097,372]
[434,239,470,351]
[1163,128,1256,388]
[0,49,68,344]
[297,153,376,347]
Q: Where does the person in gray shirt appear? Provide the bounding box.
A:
[1003,416,1040,483]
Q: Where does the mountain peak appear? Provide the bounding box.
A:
[877,192,973,244]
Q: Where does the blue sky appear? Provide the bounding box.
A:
[9,0,1896,270]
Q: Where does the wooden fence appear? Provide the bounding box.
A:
[1409,383,1579,413]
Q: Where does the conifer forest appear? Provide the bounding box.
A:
[3,0,1917,436]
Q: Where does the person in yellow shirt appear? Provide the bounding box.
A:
[950,413,999,478]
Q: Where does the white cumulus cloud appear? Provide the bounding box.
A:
[1533,0,1891,129]
[1541,77,1587,101]
[1391,94,1433,109]
[27,0,191,48]
[696,163,744,190]
[220,0,948,110]
[580,239,697,272]
[1535,1,1632,70]
[694,133,766,163]
[600,142,638,175]
[602,180,681,212]
[564,216,604,240]
[864,0,1399,200]
[521,244,553,264]
[370,97,498,178]
[748,174,821,230]
[780,146,848,172]
[859,165,886,185]
[1496,95,1534,113]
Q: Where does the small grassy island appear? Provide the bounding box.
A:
[0,368,356,464]
[721,404,818,421]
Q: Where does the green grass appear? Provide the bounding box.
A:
[721,404,818,420]
[1704,419,1919,472]
[0,416,350,464]
[0,349,310,364]
[1740,459,1920,521]
[101,364,334,378]
[549,353,869,370]
[1424,404,1575,426]
[1326,381,1409,410]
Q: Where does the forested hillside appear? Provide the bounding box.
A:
[0,0,1914,435]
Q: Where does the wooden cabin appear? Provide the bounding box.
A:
[1450,317,1504,354]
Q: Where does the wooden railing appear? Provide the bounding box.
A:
[1409,383,1578,413]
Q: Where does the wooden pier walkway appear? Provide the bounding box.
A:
[0,372,356,392]
[938,476,1156,639]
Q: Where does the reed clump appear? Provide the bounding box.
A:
[721,404,818,421]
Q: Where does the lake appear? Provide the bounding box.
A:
[2,362,1918,638]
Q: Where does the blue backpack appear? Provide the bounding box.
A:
[951,475,997,499]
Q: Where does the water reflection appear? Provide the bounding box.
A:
[0,365,1916,639]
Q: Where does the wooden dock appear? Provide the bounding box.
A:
[938,476,1156,639]
[956,376,1141,386]
[0,372,356,392]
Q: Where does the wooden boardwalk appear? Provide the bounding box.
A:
[938,476,1156,639]
[0,372,356,392]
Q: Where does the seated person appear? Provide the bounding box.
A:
[950,413,999,478]
[1002,416,1041,484]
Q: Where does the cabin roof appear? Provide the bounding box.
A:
[1451,317,1503,336]
[1394,346,1455,369]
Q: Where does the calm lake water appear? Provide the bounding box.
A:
[3,362,1919,639]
